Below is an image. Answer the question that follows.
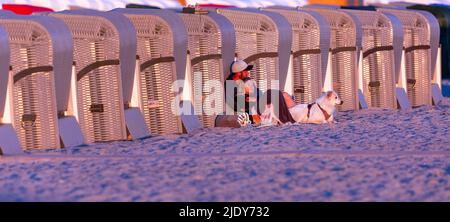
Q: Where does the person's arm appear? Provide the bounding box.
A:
[225,79,246,113]
[244,79,258,103]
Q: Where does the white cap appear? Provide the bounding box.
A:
[231,60,253,73]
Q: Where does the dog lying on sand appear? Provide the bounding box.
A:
[237,90,344,126]
[289,90,343,124]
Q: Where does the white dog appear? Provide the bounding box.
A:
[289,91,343,124]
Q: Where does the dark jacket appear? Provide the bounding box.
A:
[224,74,295,124]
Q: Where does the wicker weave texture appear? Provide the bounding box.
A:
[0,27,9,120]
[51,14,127,143]
[218,9,279,93]
[127,14,182,135]
[179,13,224,128]
[0,20,60,149]
[347,10,397,109]
[266,9,324,104]
[304,8,359,111]
[379,9,432,107]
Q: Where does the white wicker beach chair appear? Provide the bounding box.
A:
[112,8,190,135]
[178,8,235,128]
[0,12,83,149]
[377,8,440,107]
[406,5,449,103]
[208,8,292,93]
[341,9,399,109]
[302,7,363,111]
[0,22,22,155]
[410,10,441,104]
[264,7,330,104]
[50,10,149,143]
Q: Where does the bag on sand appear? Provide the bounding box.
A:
[215,114,241,128]
[215,113,252,128]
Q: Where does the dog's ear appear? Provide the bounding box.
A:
[327,91,333,98]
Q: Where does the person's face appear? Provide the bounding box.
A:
[232,70,250,81]
[241,70,250,79]
[232,72,242,80]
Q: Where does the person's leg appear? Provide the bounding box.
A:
[262,90,296,124]
[282,92,296,109]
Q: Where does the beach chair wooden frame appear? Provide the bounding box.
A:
[407,5,450,103]
[378,8,439,107]
[0,11,83,149]
[112,8,190,135]
[302,7,363,111]
[0,21,22,155]
[50,9,149,143]
[417,10,442,105]
[264,7,331,104]
[209,8,292,94]
[342,9,400,109]
[178,9,235,128]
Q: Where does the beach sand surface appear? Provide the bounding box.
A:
[0,85,449,201]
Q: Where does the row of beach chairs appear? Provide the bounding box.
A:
[0,5,445,154]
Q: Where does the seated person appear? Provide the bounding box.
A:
[224,60,296,125]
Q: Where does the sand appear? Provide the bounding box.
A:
[0,85,449,201]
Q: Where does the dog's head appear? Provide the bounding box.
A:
[322,91,343,106]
